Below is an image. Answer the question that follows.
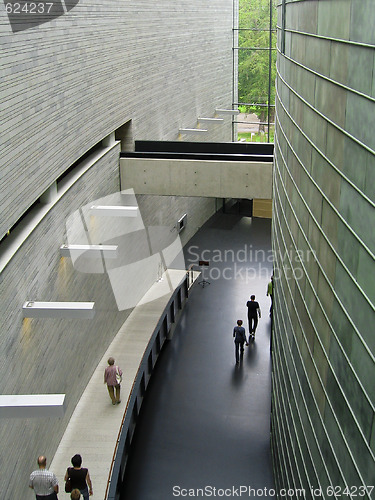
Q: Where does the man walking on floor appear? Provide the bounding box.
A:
[233,319,248,364]
[246,294,261,340]
[29,456,59,500]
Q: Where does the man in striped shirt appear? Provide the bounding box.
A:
[29,456,59,499]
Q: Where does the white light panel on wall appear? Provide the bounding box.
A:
[179,128,208,134]
[197,117,224,123]
[90,205,138,217]
[0,394,66,418]
[215,109,240,115]
[22,301,95,319]
[60,244,118,259]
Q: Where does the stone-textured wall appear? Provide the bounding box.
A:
[271,0,375,498]
[0,148,122,499]
[0,145,216,499]
[0,0,233,239]
[0,1,232,497]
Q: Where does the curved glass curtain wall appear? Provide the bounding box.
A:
[233,0,277,143]
[271,0,375,497]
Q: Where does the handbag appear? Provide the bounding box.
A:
[65,476,72,493]
[115,365,122,384]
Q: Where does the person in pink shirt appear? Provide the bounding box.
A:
[104,357,122,405]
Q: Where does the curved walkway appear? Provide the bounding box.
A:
[121,212,275,499]
[50,269,189,500]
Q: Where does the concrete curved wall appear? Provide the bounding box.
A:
[0,2,233,498]
[271,0,375,497]
[0,147,217,499]
[1,0,233,239]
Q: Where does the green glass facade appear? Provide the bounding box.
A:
[271,0,375,497]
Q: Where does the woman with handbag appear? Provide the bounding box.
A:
[64,454,93,499]
[104,356,122,405]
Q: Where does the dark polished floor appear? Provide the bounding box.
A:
[121,211,275,499]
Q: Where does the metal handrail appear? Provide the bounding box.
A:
[105,274,189,499]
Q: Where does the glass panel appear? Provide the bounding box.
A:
[238,49,272,104]
[238,0,272,30]
[234,0,277,143]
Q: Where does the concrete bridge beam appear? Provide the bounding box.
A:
[120,157,273,200]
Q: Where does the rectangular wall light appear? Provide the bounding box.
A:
[60,244,118,259]
[215,109,240,115]
[90,205,138,217]
[179,128,208,134]
[22,301,95,319]
[0,394,66,418]
[198,117,224,123]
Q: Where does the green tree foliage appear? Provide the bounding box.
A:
[238,0,277,120]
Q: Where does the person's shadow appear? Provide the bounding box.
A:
[245,339,258,367]
[231,352,246,387]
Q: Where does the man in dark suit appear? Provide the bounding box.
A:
[233,319,248,363]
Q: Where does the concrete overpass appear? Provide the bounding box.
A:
[120,141,273,218]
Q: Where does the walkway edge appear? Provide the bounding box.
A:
[50,269,198,500]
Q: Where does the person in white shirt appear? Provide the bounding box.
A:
[29,456,59,500]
